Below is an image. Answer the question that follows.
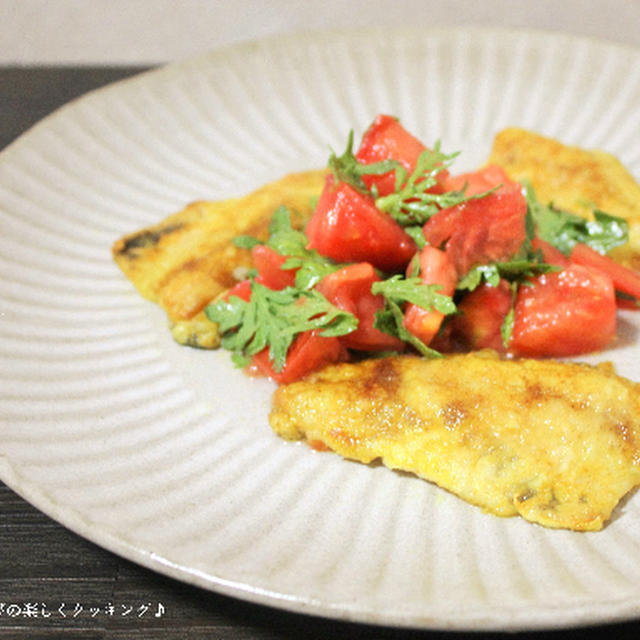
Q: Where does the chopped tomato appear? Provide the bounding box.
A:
[305,174,417,273]
[570,242,640,304]
[452,280,512,352]
[355,114,449,196]
[419,205,459,250]
[442,164,515,197]
[531,237,571,268]
[316,262,404,352]
[403,246,457,346]
[423,170,527,276]
[251,329,347,384]
[509,264,617,357]
[252,244,296,290]
[224,278,252,302]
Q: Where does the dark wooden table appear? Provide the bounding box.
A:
[1,65,639,640]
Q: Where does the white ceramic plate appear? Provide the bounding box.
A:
[1,27,640,632]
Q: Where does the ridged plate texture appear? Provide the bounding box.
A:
[1,27,640,631]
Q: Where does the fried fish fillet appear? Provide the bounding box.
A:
[112,169,326,347]
[270,351,640,530]
[489,127,640,267]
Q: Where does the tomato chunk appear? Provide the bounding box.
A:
[316,262,404,352]
[570,242,640,303]
[442,164,515,197]
[251,329,347,384]
[305,174,417,272]
[509,264,616,357]
[419,206,459,251]
[423,169,527,276]
[531,237,571,268]
[252,244,297,290]
[403,246,457,346]
[452,280,512,352]
[355,114,449,196]
[223,278,252,302]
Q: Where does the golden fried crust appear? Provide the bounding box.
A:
[270,351,640,531]
[112,169,326,344]
[489,128,640,266]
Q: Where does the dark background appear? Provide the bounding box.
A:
[1,66,639,640]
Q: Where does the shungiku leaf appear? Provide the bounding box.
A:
[457,260,559,292]
[524,181,629,255]
[370,275,457,358]
[371,275,457,315]
[327,129,399,194]
[205,282,357,372]
[234,206,345,291]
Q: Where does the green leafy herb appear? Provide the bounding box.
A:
[524,182,628,255]
[282,256,340,290]
[328,130,399,195]
[373,299,444,358]
[328,129,496,230]
[214,208,357,371]
[370,275,457,358]
[205,282,357,371]
[457,264,501,290]
[500,305,515,347]
[265,206,310,256]
[457,259,559,292]
[372,275,457,315]
[233,235,262,249]
[516,196,538,259]
[374,144,467,225]
[403,225,427,250]
[499,282,519,349]
[235,206,343,290]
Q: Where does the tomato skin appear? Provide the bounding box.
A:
[251,329,347,384]
[570,242,640,304]
[316,262,404,352]
[224,278,252,302]
[355,114,449,196]
[252,244,296,290]
[452,280,512,352]
[305,174,417,273]
[423,169,527,276]
[509,264,617,357]
[403,246,457,346]
[531,237,571,268]
[420,206,459,251]
[442,164,515,197]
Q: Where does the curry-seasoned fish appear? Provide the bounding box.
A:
[489,127,640,266]
[112,169,326,347]
[270,351,640,531]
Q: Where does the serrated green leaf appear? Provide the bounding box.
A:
[457,260,559,292]
[524,181,628,255]
[328,129,399,194]
[371,275,456,315]
[373,300,443,358]
[404,225,427,249]
[205,282,357,372]
[374,144,465,226]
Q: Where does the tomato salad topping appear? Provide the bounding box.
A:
[206,114,640,383]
